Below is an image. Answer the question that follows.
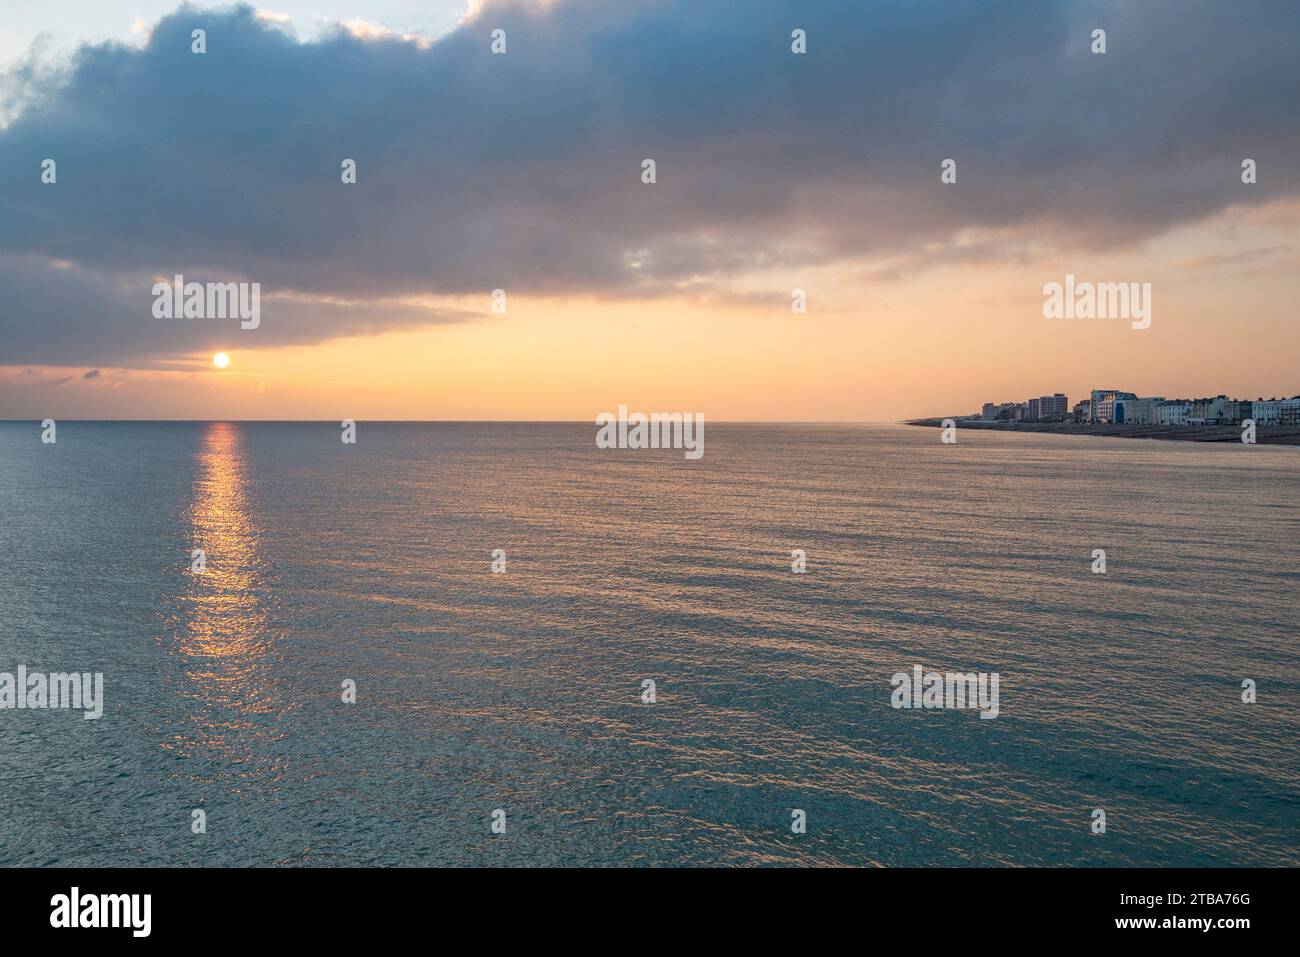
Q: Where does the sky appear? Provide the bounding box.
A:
[1,0,1298,421]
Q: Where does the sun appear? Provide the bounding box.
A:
[213,352,230,369]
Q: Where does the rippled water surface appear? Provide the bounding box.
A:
[0,422,1296,866]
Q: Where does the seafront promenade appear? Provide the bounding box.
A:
[906,418,1300,445]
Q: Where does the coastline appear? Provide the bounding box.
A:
[905,418,1300,445]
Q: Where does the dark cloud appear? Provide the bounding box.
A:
[82,368,99,378]
[0,0,1297,366]
[0,253,475,366]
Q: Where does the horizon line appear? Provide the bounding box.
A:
[0,418,906,425]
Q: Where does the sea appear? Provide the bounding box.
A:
[0,421,1296,866]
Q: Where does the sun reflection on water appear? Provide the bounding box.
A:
[162,422,284,779]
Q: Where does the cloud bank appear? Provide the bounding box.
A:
[0,0,1297,366]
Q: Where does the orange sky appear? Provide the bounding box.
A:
[6,199,1297,422]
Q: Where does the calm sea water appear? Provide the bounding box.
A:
[0,422,1296,867]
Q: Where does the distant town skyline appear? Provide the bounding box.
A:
[974,387,1300,428]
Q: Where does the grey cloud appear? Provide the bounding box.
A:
[0,254,474,366]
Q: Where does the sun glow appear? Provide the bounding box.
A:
[213,352,230,369]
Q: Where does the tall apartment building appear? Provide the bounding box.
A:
[1038,393,1069,421]
[1089,389,1138,424]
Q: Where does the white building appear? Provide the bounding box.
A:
[1282,397,1300,427]
[1112,396,1166,425]
[1155,401,1189,425]
[1186,396,1230,424]
[1250,400,1282,426]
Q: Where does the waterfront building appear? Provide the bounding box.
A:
[1112,396,1166,425]
[1281,397,1300,427]
[1250,399,1282,426]
[1090,389,1138,424]
[1186,396,1231,424]
[1042,394,1069,421]
[1155,401,1190,426]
